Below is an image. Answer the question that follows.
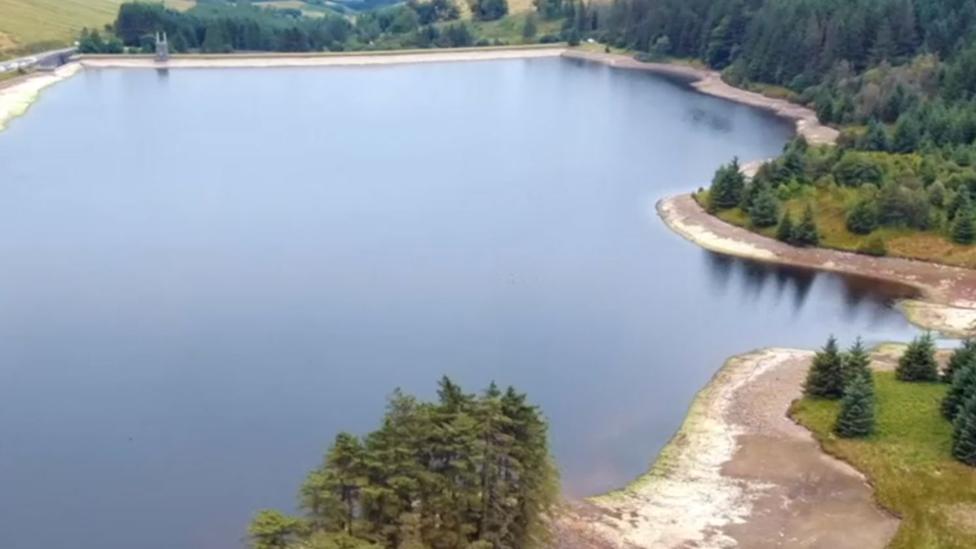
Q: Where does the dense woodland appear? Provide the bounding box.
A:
[249,378,558,549]
[628,0,976,260]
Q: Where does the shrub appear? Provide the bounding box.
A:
[858,235,888,256]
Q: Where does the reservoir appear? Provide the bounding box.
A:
[0,57,917,549]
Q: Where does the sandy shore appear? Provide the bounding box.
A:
[659,194,976,336]
[563,50,839,146]
[0,63,81,131]
[554,348,898,548]
[77,46,566,69]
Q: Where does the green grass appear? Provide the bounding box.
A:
[0,0,125,58]
[700,186,976,269]
[466,12,563,44]
[792,372,976,549]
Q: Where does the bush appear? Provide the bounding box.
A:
[846,199,878,234]
[858,235,888,256]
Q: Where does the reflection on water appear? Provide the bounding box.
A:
[0,59,917,549]
[704,251,919,317]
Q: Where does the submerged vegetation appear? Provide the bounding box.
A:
[249,378,558,549]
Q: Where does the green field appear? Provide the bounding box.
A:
[697,188,976,270]
[792,372,976,549]
[0,0,205,58]
[0,0,125,57]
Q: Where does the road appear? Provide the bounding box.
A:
[0,47,76,73]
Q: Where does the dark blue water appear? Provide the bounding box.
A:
[0,58,917,549]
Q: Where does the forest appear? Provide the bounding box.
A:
[596,0,976,264]
[249,378,558,549]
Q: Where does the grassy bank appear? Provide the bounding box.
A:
[0,0,124,58]
[696,188,976,270]
[792,372,976,549]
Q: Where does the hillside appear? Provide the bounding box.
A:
[0,0,124,57]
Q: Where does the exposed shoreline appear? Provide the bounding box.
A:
[556,348,899,548]
[0,62,80,131]
[658,194,976,337]
[562,50,839,146]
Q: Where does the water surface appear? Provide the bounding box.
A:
[0,58,917,549]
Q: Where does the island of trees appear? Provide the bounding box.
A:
[248,377,558,549]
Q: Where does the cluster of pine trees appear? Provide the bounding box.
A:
[249,378,558,549]
[803,336,876,438]
[805,333,976,466]
[592,0,976,252]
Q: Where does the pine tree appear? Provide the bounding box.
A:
[776,210,795,243]
[944,339,976,382]
[834,371,875,438]
[804,336,846,399]
[862,118,890,151]
[748,183,780,227]
[896,333,939,382]
[249,510,299,549]
[708,158,745,211]
[844,337,873,390]
[794,204,820,246]
[951,393,976,466]
[952,196,975,244]
[942,361,976,421]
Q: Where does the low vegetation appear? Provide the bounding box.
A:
[793,336,976,548]
[249,378,558,549]
[74,0,591,55]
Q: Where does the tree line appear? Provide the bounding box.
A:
[249,377,558,549]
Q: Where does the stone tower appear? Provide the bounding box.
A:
[155,32,169,63]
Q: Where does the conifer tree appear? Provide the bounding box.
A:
[834,371,875,438]
[708,158,745,211]
[844,337,873,390]
[804,335,846,399]
[951,393,976,466]
[749,182,780,227]
[896,333,939,382]
[862,118,890,151]
[776,210,795,243]
[944,339,976,382]
[952,195,975,244]
[793,204,820,246]
[942,361,976,421]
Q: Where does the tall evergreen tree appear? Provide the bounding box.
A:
[951,393,976,466]
[942,361,976,421]
[896,333,939,382]
[844,337,873,389]
[952,195,975,244]
[776,210,795,243]
[804,335,846,399]
[793,204,820,246]
[944,339,976,382]
[834,371,876,438]
[708,158,745,211]
[749,182,780,227]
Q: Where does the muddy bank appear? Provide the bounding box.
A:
[0,63,80,131]
[659,194,976,337]
[555,348,899,548]
[563,50,839,146]
[77,45,566,69]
